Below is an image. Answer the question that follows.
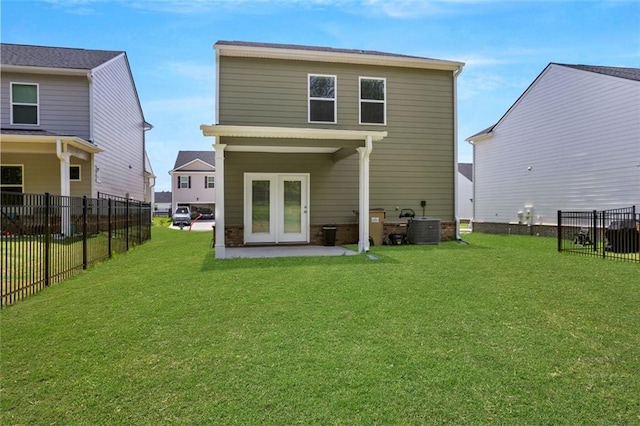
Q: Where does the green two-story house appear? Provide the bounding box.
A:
[201,41,464,259]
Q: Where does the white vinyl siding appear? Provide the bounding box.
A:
[473,64,640,226]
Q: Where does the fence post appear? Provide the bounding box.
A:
[592,210,598,253]
[138,201,142,245]
[600,210,606,259]
[44,193,51,287]
[557,210,562,252]
[108,198,112,258]
[82,196,88,270]
[126,198,130,251]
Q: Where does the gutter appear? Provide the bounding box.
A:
[452,65,468,244]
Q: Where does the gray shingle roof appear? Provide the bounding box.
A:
[1,43,123,70]
[154,191,172,203]
[173,151,216,169]
[458,163,473,182]
[556,63,640,82]
[216,40,447,63]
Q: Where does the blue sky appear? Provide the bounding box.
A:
[2,0,639,191]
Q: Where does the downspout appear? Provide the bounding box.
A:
[452,65,467,244]
[357,136,373,253]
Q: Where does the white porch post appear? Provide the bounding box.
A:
[214,143,226,259]
[356,136,373,253]
[56,139,72,236]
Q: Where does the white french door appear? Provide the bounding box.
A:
[244,173,309,244]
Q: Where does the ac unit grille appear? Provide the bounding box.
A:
[407,218,440,244]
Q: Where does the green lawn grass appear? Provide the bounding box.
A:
[1,229,638,424]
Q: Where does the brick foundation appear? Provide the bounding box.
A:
[223,221,456,246]
[472,222,558,237]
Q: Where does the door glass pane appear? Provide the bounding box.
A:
[283,180,301,233]
[252,180,270,233]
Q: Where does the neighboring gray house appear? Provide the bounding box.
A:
[0,43,153,202]
[457,162,473,221]
[201,41,464,258]
[153,190,172,215]
[169,151,215,215]
[466,63,640,234]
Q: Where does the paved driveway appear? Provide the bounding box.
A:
[169,220,215,232]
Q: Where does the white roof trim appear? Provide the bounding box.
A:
[0,133,103,153]
[169,158,215,173]
[200,125,387,142]
[226,145,338,154]
[216,44,464,71]
[0,64,88,76]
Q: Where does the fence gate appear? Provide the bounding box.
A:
[557,206,639,263]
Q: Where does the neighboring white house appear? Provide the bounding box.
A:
[169,151,215,214]
[466,63,640,234]
[457,163,473,221]
[153,191,172,215]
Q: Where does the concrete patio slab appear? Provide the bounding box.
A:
[224,245,358,259]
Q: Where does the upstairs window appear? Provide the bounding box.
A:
[359,77,386,125]
[11,83,39,125]
[178,176,190,189]
[308,74,336,123]
[205,176,215,189]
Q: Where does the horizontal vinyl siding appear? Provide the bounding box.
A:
[219,56,456,222]
[474,65,640,225]
[2,153,91,196]
[91,55,145,200]
[1,72,90,138]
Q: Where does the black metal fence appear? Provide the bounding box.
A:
[557,206,639,263]
[1,192,151,306]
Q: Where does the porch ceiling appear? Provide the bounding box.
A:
[200,124,388,154]
[0,131,102,156]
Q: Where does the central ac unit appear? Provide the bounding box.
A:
[407,218,441,244]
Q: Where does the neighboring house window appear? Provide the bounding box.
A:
[1,164,24,205]
[179,176,191,189]
[205,176,215,188]
[11,83,39,125]
[360,77,386,125]
[308,74,336,123]
[70,165,81,181]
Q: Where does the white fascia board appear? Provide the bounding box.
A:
[0,134,103,153]
[169,158,215,173]
[0,64,88,77]
[216,44,464,72]
[200,125,387,142]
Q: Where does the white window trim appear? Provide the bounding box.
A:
[308,73,337,124]
[70,165,81,181]
[206,176,215,189]
[0,164,25,192]
[179,176,190,189]
[10,82,40,126]
[359,76,386,126]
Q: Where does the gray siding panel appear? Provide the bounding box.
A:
[91,55,146,200]
[1,72,90,139]
[219,56,457,222]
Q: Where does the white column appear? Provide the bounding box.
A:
[356,136,373,253]
[56,139,72,236]
[214,143,226,259]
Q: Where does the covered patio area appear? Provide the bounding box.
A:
[200,124,387,259]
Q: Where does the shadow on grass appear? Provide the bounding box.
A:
[200,251,400,271]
